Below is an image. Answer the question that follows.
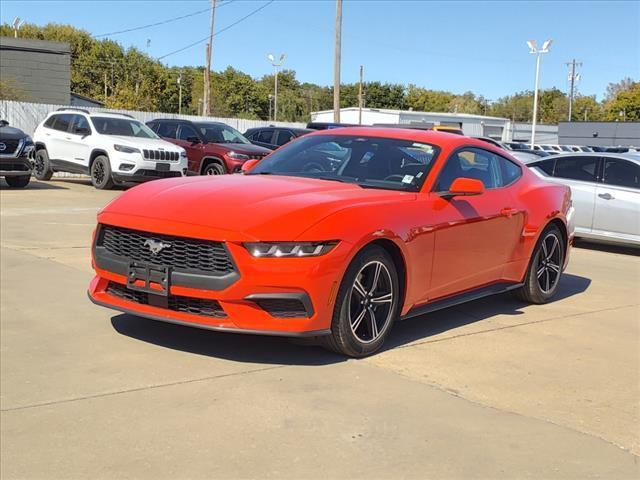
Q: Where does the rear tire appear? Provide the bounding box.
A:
[515,225,565,304]
[5,175,30,188]
[33,149,53,181]
[203,161,226,175]
[90,155,115,190]
[322,245,400,357]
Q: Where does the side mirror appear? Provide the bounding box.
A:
[75,127,91,136]
[241,159,259,174]
[441,177,485,198]
[186,136,201,144]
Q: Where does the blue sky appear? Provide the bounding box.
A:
[1,0,638,100]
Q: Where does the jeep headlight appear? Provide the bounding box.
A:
[114,144,140,154]
[244,242,338,258]
[228,151,250,160]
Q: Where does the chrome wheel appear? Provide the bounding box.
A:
[536,232,562,293]
[205,163,224,175]
[349,261,394,344]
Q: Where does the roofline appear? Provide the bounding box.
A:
[310,106,509,122]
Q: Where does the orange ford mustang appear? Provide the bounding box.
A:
[88,128,574,357]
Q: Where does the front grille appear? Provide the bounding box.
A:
[137,169,182,178]
[99,225,235,275]
[0,161,30,171]
[143,149,179,161]
[0,139,20,155]
[256,298,309,318]
[106,282,226,318]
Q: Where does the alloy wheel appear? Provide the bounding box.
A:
[93,161,105,185]
[34,154,45,176]
[536,233,562,293]
[348,261,394,344]
[205,164,224,175]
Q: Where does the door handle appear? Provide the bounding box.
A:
[500,207,518,218]
[598,193,614,200]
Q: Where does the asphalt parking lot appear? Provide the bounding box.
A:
[1,178,639,479]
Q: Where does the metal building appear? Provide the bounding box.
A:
[558,121,640,147]
[310,107,513,140]
[0,36,71,105]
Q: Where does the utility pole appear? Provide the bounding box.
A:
[177,72,183,115]
[358,65,364,125]
[333,0,343,123]
[203,0,216,117]
[104,72,108,104]
[565,59,582,121]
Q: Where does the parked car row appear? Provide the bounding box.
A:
[0,120,34,188]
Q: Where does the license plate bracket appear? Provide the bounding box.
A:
[127,262,171,296]
[156,162,170,172]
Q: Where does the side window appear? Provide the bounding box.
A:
[53,114,73,132]
[499,156,522,186]
[602,158,639,189]
[255,129,274,144]
[532,159,555,175]
[178,124,199,141]
[275,130,294,146]
[435,148,503,191]
[70,115,90,134]
[147,122,158,133]
[157,122,178,139]
[553,156,597,182]
[44,115,57,129]
[244,131,256,140]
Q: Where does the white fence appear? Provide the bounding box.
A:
[0,100,306,136]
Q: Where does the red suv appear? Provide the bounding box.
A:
[147,119,271,175]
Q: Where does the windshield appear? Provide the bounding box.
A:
[196,123,250,144]
[250,134,440,192]
[91,117,158,138]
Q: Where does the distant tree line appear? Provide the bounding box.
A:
[1,23,638,123]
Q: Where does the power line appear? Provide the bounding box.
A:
[94,0,236,38]
[156,0,274,61]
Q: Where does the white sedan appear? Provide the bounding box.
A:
[525,152,640,247]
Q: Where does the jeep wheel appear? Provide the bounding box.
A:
[204,162,226,175]
[34,149,53,181]
[5,175,31,188]
[90,155,115,190]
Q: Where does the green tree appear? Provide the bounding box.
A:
[604,81,640,121]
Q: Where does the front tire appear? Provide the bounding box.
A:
[203,161,226,175]
[322,245,400,357]
[5,175,31,188]
[515,225,565,304]
[90,155,115,190]
[33,149,53,181]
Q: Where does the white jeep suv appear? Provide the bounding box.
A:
[33,108,187,189]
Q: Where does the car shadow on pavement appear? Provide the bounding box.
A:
[383,273,591,351]
[0,179,69,190]
[111,274,590,363]
[111,314,346,366]
[574,239,639,257]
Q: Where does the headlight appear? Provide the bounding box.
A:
[180,150,187,158]
[228,151,250,160]
[114,144,140,154]
[244,242,338,258]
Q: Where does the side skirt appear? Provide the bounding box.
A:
[50,159,90,175]
[401,282,524,321]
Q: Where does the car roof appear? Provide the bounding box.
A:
[307,127,508,152]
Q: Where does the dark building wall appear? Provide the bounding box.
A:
[0,37,70,105]
[558,121,640,147]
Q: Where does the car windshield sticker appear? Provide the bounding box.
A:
[402,175,415,184]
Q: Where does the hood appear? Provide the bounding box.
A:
[100,174,414,241]
[107,135,183,152]
[212,142,271,156]
[0,125,28,141]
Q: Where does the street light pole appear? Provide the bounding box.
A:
[267,53,285,122]
[527,39,552,146]
[333,0,343,123]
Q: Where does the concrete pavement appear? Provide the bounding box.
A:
[1,178,639,479]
